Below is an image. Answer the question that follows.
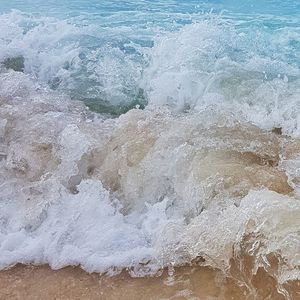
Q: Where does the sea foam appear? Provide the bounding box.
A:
[0,5,300,296]
[0,71,300,289]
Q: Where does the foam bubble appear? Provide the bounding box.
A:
[1,7,300,294]
[142,21,300,136]
[1,72,300,287]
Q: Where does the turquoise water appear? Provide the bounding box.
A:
[1,0,300,16]
[0,1,299,113]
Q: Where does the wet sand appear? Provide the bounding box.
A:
[1,264,299,300]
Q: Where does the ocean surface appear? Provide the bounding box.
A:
[0,0,300,298]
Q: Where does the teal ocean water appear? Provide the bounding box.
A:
[0,1,300,298]
[0,0,299,115]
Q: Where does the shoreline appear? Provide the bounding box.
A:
[1,264,299,299]
[0,264,241,300]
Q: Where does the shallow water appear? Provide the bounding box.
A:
[2,264,299,300]
[0,1,300,299]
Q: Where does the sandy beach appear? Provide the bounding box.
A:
[1,264,300,299]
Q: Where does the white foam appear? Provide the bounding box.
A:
[142,21,300,137]
[1,9,300,291]
[1,71,300,284]
[0,11,143,104]
[1,12,300,138]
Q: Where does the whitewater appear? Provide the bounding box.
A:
[0,0,300,299]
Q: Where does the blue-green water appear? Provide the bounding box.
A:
[0,1,299,114]
[1,0,300,17]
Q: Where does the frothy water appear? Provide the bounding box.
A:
[0,1,300,298]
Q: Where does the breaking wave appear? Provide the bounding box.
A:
[0,4,300,298]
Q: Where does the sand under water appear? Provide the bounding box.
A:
[1,70,300,299]
[1,3,300,297]
[0,264,299,299]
